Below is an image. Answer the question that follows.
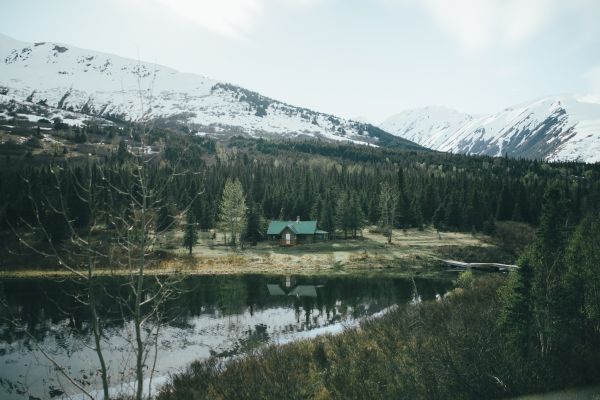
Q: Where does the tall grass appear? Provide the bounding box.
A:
[157,275,600,399]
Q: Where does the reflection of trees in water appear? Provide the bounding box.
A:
[216,277,248,316]
[0,276,451,343]
[0,275,451,399]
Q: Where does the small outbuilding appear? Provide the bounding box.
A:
[267,218,328,246]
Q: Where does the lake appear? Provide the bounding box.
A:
[0,274,450,399]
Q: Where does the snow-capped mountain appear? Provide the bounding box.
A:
[0,33,416,148]
[380,106,474,149]
[381,96,600,163]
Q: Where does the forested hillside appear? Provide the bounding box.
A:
[2,120,599,400]
[1,122,599,255]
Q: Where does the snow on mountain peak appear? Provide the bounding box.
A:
[380,106,473,148]
[0,33,414,148]
[381,94,600,163]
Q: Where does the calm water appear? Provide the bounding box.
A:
[0,274,450,399]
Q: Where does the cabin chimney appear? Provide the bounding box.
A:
[296,216,300,223]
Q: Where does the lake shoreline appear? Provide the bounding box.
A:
[0,273,450,400]
[0,228,510,280]
[0,262,453,280]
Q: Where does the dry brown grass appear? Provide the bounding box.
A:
[1,227,494,278]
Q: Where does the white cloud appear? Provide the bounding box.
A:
[502,0,556,46]
[152,0,264,40]
[584,66,600,94]
[419,0,557,51]
[147,0,322,40]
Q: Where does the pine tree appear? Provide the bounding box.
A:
[182,209,198,255]
[410,197,424,231]
[395,169,409,228]
[499,254,534,356]
[319,194,336,239]
[244,201,262,245]
[564,214,600,334]
[116,139,128,161]
[444,195,462,230]
[421,183,437,223]
[336,192,351,238]
[198,199,214,230]
[482,214,496,236]
[512,184,529,222]
[496,184,514,221]
[466,190,483,231]
[433,203,446,231]
[348,193,365,237]
[379,182,398,244]
[530,184,567,356]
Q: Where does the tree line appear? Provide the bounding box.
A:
[156,185,600,400]
[1,136,600,250]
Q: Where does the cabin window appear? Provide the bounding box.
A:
[285,233,291,244]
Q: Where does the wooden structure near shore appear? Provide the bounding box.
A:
[267,218,328,246]
[442,259,519,273]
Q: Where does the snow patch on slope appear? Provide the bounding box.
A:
[381,96,600,163]
[380,106,473,149]
[0,33,397,147]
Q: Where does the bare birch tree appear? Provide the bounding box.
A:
[1,63,200,400]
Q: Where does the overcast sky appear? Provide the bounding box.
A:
[1,0,599,122]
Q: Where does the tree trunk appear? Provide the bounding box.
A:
[89,274,109,400]
[134,189,147,400]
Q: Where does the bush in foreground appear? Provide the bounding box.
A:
[158,275,574,400]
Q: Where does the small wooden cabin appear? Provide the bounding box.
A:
[267,218,328,246]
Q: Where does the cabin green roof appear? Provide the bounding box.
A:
[288,285,318,297]
[267,220,319,235]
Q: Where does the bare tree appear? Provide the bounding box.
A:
[217,178,247,248]
[1,63,201,400]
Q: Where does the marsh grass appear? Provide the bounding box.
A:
[157,275,600,400]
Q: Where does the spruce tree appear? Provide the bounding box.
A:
[564,214,600,336]
[348,193,365,237]
[444,195,462,230]
[482,214,496,236]
[319,194,336,239]
[182,209,198,255]
[499,254,534,356]
[421,183,437,223]
[433,203,446,231]
[244,202,262,245]
[530,184,567,356]
[116,139,128,161]
[410,197,424,231]
[496,184,514,221]
[379,182,398,244]
[336,192,351,238]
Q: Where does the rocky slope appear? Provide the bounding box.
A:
[0,33,418,149]
[381,96,600,163]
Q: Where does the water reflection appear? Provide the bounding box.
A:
[0,274,450,399]
[267,276,321,297]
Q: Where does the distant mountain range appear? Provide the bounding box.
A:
[381,96,600,163]
[0,33,418,150]
[2,33,599,163]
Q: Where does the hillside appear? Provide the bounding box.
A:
[0,33,418,150]
[381,96,600,162]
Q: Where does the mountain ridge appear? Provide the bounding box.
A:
[0,33,420,150]
[381,95,600,162]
